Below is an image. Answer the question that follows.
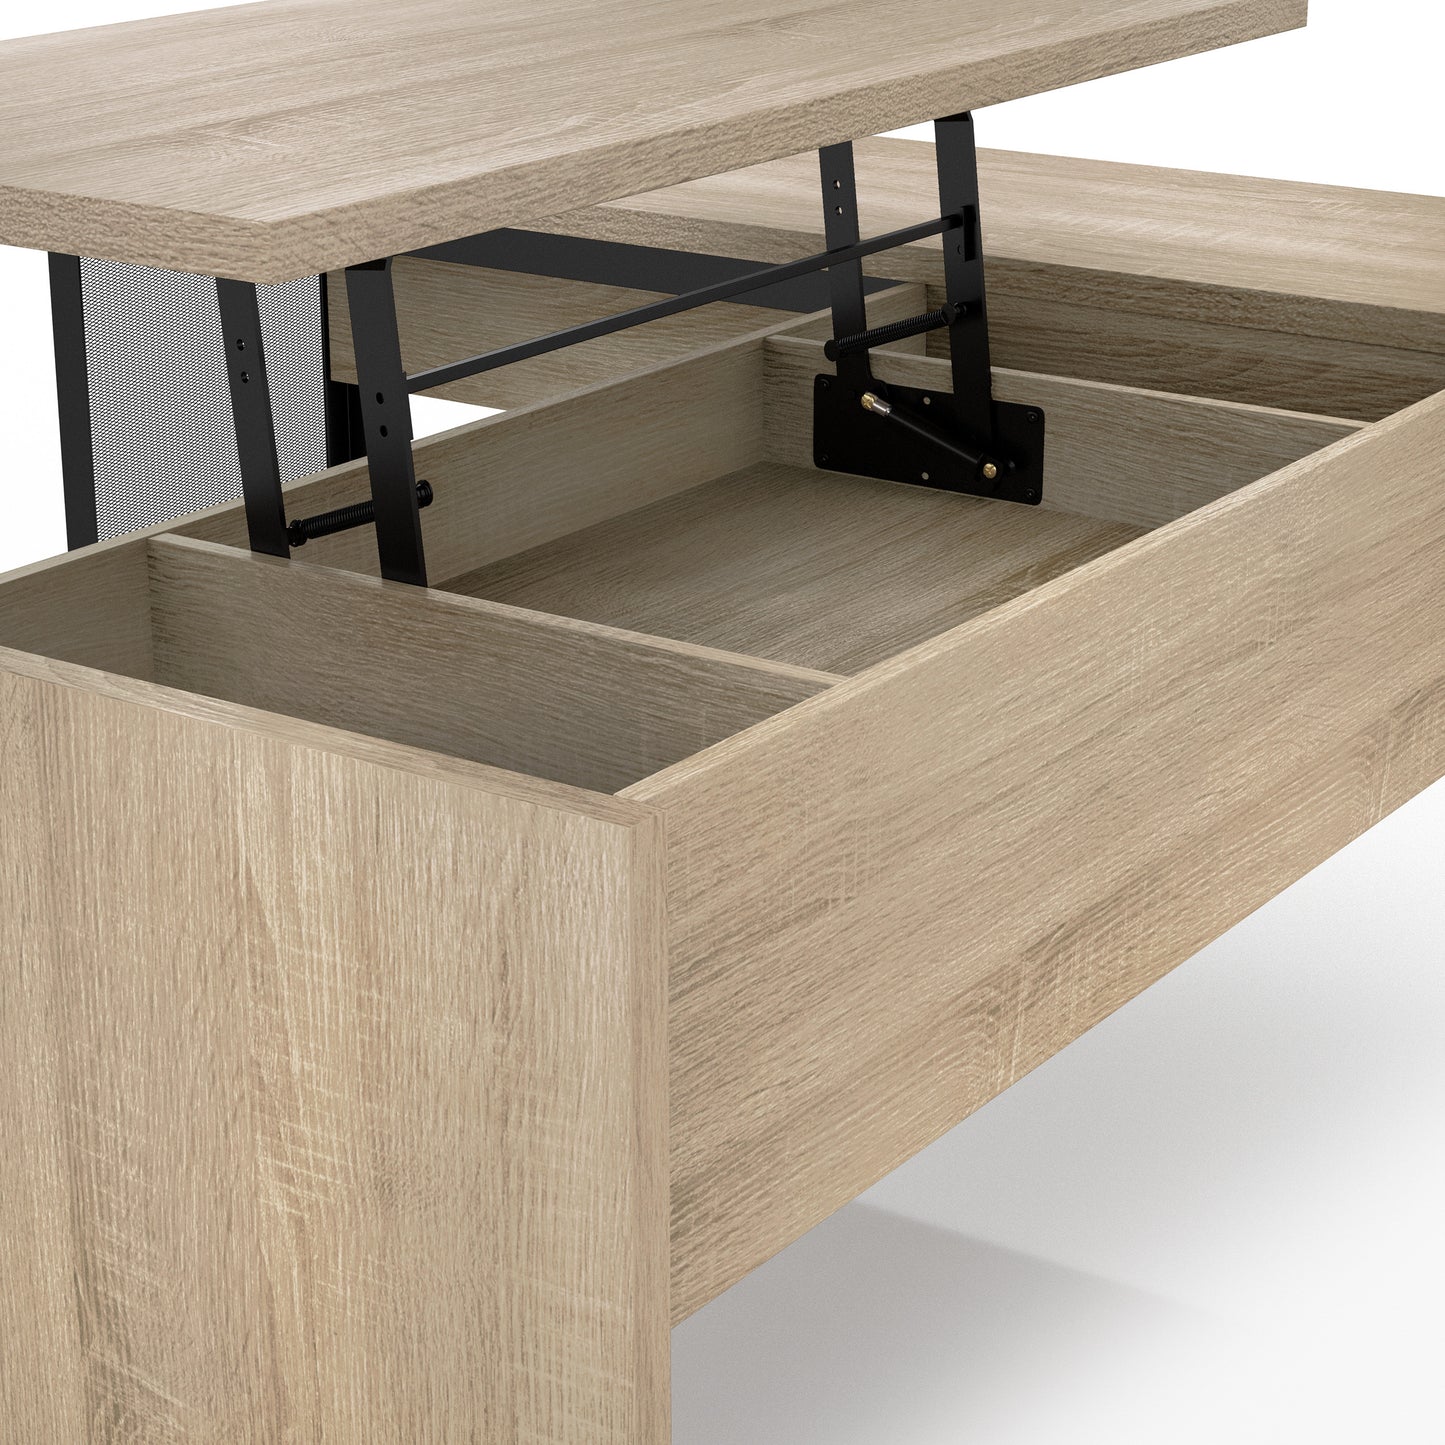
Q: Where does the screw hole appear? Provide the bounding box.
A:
[240,371,250,384]
[379,425,389,437]
[835,205,844,216]
[235,339,246,352]
[376,392,385,404]
[833,179,841,190]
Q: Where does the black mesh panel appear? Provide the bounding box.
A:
[79,261,329,539]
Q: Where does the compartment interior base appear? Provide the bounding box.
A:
[440,459,1145,674]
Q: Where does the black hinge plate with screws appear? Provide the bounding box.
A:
[813,375,1045,506]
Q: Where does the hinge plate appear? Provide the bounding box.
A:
[812,375,1046,506]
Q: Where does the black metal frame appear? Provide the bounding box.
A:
[226,111,1044,583]
[345,259,430,586]
[216,277,291,557]
[48,254,99,550]
[813,113,1045,506]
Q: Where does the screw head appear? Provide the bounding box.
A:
[981,461,999,482]
[922,395,932,406]
[1023,489,1038,502]
[1026,409,1041,424]
[820,378,830,390]
[921,471,930,482]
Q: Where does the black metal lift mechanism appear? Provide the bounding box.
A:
[223,111,1045,588]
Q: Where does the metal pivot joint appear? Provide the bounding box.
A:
[813,112,1046,506]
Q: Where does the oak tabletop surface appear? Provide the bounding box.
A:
[0,0,1305,281]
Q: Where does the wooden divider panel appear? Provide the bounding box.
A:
[150,535,837,792]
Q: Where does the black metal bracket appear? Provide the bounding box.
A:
[217,277,291,556]
[345,258,429,586]
[813,113,1046,506]
[223,272,437,572]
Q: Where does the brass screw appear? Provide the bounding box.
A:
[982,462,999,481]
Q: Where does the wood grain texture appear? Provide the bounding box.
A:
[0,646,669,1442]
[444,461,1143,674]
[0,0,1303,280]
[560,138,1445,354]
[622,389,1445,1321]
[764,336,1363,529]
[0,535,154,679]
[330,257,784,411]
[150,534,837,791]
[977,289,1445,424]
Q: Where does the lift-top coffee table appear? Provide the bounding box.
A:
[4,2,1444,1440]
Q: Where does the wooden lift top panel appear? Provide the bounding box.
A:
[0,0,1306,280]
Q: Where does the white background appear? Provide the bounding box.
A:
[2,3,1443,1441]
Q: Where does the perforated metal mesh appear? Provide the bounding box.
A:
[79,260,329,539]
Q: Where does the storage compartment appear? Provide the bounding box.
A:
[0,287,1374,796]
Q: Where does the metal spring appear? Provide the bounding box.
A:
[824,302,962,361]
[287,480,434,547]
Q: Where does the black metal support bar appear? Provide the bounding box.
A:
[934,112,993,439]
[345,258,428,586]
[405,213,960,394]
[824,303,960,361]
[47,254,99,550]
[412,230,903,314]
[288,480,433,548]
[320,271,367,466]
[819,142,871,391]
[812,112,1045,507]
[216,277,290,558]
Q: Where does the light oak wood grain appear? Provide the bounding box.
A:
[623,389,1445,1320]
[764,336,1363,529]
[0,646,669,1442]
[0,0,1304,280]
[444,460,1144,674]
[150,534,837,791]
[977,289,1445,424]
[560,138,1445,355]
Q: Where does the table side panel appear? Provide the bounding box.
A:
[624,390,1445,1320]
[0,656,669,1442]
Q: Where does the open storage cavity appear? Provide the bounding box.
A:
[431,317,1365,676]
[0,284,1380,800]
